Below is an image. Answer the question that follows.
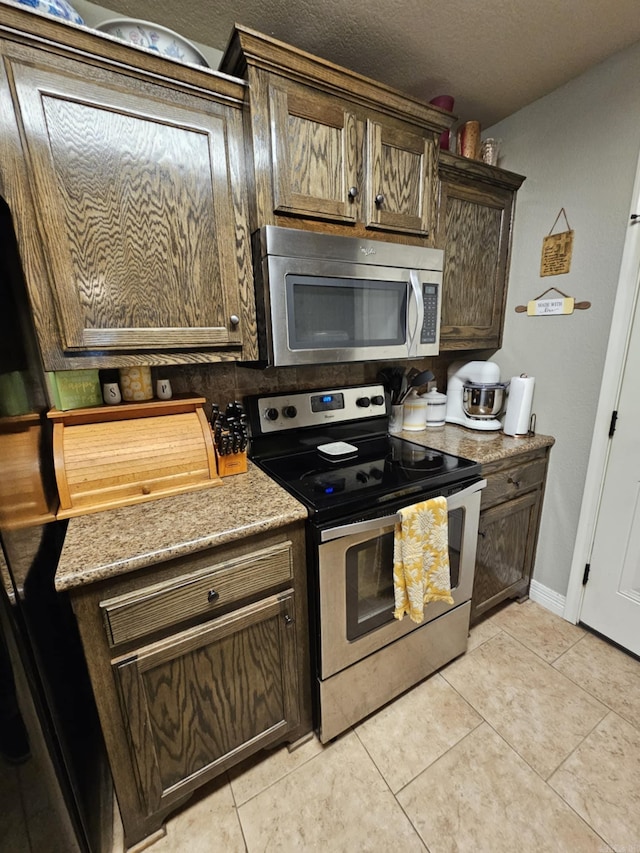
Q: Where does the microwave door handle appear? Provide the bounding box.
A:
[319,479,487,543]
[407,271,424,356]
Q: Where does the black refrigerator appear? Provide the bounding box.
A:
[0,197,112,852]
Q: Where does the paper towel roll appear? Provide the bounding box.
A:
[503,375,535,436]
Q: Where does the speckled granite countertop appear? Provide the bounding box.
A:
[56,427,554,594]
[396,423,554,464]
[55,462,307,593]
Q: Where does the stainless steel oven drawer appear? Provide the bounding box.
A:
[318,602,471,743]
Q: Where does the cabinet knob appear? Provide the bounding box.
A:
[229,314,240,326]
[207,589,219,603]
[141,485,151,495]
[348,186,359,200]
[284,613,294,626]
[478,530,486,538]
[375,193,385,207]
[507,477,521,488]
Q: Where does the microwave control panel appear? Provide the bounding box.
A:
[421,283,439,344]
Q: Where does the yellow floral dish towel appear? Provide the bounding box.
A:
[393,496,453,623]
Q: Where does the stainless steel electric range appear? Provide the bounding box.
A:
[245,384,485,742]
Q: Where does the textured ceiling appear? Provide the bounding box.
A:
[95,0,640,127]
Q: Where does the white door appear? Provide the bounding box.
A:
[579,282,640,655]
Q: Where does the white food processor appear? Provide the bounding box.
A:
[445,361,508,431]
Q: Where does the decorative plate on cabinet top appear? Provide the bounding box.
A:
[10,0,84,24]
[95,18,209,67]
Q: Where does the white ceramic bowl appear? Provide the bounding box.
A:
[95,18,209,67]
[13,0,84,24]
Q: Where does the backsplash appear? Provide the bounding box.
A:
[149,358,453,412]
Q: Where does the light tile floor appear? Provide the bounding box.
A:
[114,600,640,852]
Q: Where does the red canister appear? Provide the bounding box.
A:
[429,95,455,150]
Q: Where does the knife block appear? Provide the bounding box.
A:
[216,449,247,477]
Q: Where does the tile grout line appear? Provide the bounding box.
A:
[225,769,250,853]
[351,725,429,851]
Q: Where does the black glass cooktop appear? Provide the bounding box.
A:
[252,431,481,522]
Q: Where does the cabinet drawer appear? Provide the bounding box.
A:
[481,459,547,509]
[101,542,293,646]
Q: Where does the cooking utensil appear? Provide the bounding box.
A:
[377,367,407,405]
[398,369,435,404]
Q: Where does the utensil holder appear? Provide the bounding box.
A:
[216,450,247,477]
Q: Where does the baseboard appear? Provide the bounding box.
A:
[528,579,567,618]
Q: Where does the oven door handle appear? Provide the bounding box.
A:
[447,478,487,512]
[319,479,487,542]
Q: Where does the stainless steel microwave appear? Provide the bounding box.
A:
[252,226,444,366]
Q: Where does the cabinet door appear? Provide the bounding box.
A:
[6,53,251,355]
[438,179,514,349]
[114,591,300,814]
[471,490,539,622]
[365,120,436,236]
[269,85,359,222]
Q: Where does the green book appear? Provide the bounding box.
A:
[46,369,103,410]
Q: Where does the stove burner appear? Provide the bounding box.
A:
[245,384,482,523]
[390,445,445,471]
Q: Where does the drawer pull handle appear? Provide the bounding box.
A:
[207,589,219,604]
[284,613,294,626]
[478,530,486,538]
[507,477,521,488]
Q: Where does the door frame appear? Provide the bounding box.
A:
[565,154,640,623]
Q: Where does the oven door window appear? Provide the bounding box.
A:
[345,507,463,641]
[286,275,407,350]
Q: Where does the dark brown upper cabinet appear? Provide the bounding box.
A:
[437,152,525,351]
[220,25,450,244]
[0,7,257,369]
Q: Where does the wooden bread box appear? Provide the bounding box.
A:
[48,396,221,518]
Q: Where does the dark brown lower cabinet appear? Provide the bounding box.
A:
[70,524,311,850]
[115,592,300,815]
[471,446,552,623]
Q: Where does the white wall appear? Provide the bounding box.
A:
[488,40,640,596]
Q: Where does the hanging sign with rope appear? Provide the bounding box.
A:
[540,208,573,276]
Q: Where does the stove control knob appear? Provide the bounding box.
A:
[283,405,298,419]
[355,470,369,483]
[371,395,385,406]
[370,467,383,480]
[356,396,371,408]
[265,407,279,421]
